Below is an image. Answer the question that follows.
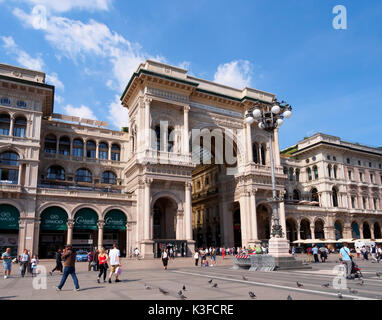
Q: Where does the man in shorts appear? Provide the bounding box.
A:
[2,248,12,279]
[108,243,121,283]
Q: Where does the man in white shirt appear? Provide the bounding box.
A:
[108,243,121,283]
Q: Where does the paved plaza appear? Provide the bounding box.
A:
[1,254,382,300]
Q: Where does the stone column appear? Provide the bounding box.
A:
[144,178,152,240]
[297,222,301,241]
[248,190,258,245]
[310,225,316,240]
[222,202,234,247]
[185,182,192,240]
[27,120,33,138]
[279,196,288,240]
[183,105,190,155]
[9,115,14,136]
[145,97,152,150]
[246,123,253,163]
[239,195,249,247]
[83,141,87,160]
[176,210,184,240]
[370,224,375,239]
[67,220,74,245]
[108,142,112,161]
[97,221,105,249]
[126,223,131,258]
[96,142,99,160]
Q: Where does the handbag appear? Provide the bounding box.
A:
[115,266,122,276]
[90,261,96,266]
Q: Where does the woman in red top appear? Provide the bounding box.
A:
[97,248,109,283]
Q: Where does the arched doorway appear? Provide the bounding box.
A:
[314,219,325,239]
[363,222,371,239]
[233,209,241,248]
[374,222,381,239]
[286,218,298,242]
[0,204,20,257]
[103,209,127,257]
[334,220,343,240]
[39,207,68,258]
[351,222,360,239]
[73,208,98,251]
[300,219,311,240]
[257,204,270,241]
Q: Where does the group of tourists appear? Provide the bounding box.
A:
[356,244,382,262]
[1,248,39,279]
[1,243,122,292]
[193,247,218,267]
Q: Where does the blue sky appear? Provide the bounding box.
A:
[0,0,381,149]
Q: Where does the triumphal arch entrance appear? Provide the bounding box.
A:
[121,60,287,258]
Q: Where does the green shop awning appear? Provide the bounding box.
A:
[74,208,98,230]
[40,207,68,231]
[104,210,127,230]
[0,205,20,230]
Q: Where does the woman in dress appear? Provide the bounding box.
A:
[161,248,169,270]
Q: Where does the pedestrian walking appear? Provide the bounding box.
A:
[312,245,319,263]
[211,247,217,266]
[87,249,94,272]
[319,246,327,262]
[161,248,169,270]
[377,245,382,262]
[339,242,353,279]
[50,249,63,275]
[2,248,12,279]
[93,249,99,271]
[20,249,30,277]
[371,245,378,262]
[134,248,140,260]
[56,245,80,291]
[194,250,199,266]
[222,248,226,260]
[108,243,121,283]
[97,247,109,283]
[31,255,38,277]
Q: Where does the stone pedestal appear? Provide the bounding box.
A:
[187,240,196,256]
[268,237,311,270]
[141,240,154,259]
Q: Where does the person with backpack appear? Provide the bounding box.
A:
[339,242,353,279]
[50,249,63,275]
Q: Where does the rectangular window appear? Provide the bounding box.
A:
[370,174,374,183]
[111,153,120,161]
[348,170,352,180]
[0,128,9,135]
[99,151,108,160]
[360,172,363,182]
[13,127,26,138]
[73,148,83,157]
[351,196,355,209]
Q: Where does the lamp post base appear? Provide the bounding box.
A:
[268,237,311,270]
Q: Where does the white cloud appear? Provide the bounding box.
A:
[12,9,167,91]
[1,35,45,71]
[107,95,129,129]
[63,104,96,120]
[55,95,64,104]
[46,72,64,90]
[11,0,112,13]
[214,60,253,89]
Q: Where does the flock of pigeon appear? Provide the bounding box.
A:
[142,271,382,300]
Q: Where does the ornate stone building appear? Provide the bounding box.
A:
[0,61,381,259]
[282,133,382,244]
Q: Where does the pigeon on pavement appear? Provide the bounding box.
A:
[337,292,343,299]
[208,279,213,284]
[322,283,330,288]
[159,288,169,295]
[287,295,293,300]
[248,291,256,299]
[212,283,218,288]
[243,275,248,281]
[348,288,358,294]
[296,281,303,288]
[144,284,152,290]
[178,290,183,296]
[183,285,186,291]
[376,272,381,278]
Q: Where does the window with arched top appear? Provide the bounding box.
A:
[13,116,27,137]
[86,140,96,159]
[102,171,117,184]
[99,142,108,160]
[111,144,120,161]
[47,165,65,180]
[16,100,27,108]
[44,134,57,154]
[0,113,10,136]
[332,187,338,207]
[293,189,300,201]
[75,168,92,183]
[313,165,318,179]
[72,139,84,157]
[261,144,266,165]
[311,188,319,202]
[307,168,312,181]
[0,151,19,184]
[327,164,332,178]
[0,98,10,106]
[59,136,70,156]
[253,143,259,164]
[295,169,300,182]
[333,165,338,179]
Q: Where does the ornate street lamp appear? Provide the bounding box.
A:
[245,99,292,239]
